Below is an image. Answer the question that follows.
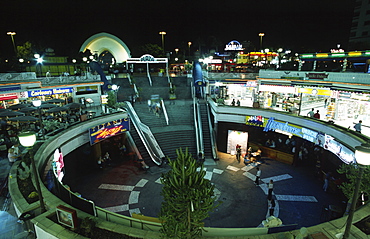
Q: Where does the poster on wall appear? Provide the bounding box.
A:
[89,118,130,145]
[227,130,248,155]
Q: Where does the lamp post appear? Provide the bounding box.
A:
[7,31,17,55]
[159,31,166,53]
[111,84,120,104]
[32,100,44,140]
[343,142,370,239]
[18,131,46,213]
[259,33,265,51]
[188,42,192,58]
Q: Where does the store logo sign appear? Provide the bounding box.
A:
[263,117,301,135]
[28,88,73,97]
[305,73,328,79]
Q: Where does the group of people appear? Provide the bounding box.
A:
[231,99,241,107]
[307,108,320,119]
[148,100,162,117]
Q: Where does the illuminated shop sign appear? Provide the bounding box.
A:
[0,92,18,101]
[246,115,355,164]
[319,134,355,164]
[224,40,243,51]
[305,73,328,80]
[89,118,130,145]
[298,88,331,97]
[28,88,73,97]
[246,115,267,127]
[247,116,317,140]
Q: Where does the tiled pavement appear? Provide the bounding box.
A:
[65,151,346,230]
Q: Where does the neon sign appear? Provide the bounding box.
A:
[224,40,243,51]
[89,118,130,145]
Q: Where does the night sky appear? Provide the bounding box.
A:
[0,0,355,58]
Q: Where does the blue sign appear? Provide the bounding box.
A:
[89,118,130,145]
[28,88,73,97]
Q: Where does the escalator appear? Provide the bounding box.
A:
[199,100,213,160]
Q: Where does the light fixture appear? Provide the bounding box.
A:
[354,143,370,165]
[18,131,46,213]
[18,131,37,148]
[32,100,42,107]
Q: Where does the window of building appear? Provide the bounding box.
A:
[364,20,370,25]
[352,22,358,27]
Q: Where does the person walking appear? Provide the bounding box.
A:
[313,110,320,119]
[268,199,276,216]
[267,180,274,200]
[354,120,362,133]
[236,144,241,163]
[323,172,331,192]
[307,108,315,118]
[255,167,261,186]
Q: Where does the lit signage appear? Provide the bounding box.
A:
[224,40,243,51]
[305,73,328,80]
[0,93,18,101]
[246,115,267,127]
[89,118,130,145]
[246,115,355,164]
[322,135,355,164]
[140,54,155,62]
[28,88,73,97]
[298,88,331,97]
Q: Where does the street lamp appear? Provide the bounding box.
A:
[343,142,370,239]
[159,31,166,52]
[188,42,192,58]
[259,33,265,50]
[111,84,120,103]
[18,131,46,213]
[7,31,17,55]
[32,100,44,140]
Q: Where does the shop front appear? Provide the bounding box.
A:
[258,84,298,111]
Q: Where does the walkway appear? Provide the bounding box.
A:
[66,151,345,230]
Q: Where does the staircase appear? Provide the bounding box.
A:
[132,99,197,161]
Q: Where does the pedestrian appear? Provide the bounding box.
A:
[323,172,331,192]
[236,144,241,162]
[255,167,261,186]
[307,108,315,118]
[8,148,21,166]
[313,110,320,119]
[267,180,274,200]
[231,99,235,106]
[103,152,112,166]
[237,99,240,106]
[268,199,276,216]
[97,156,105,169]
[354,120,362,133]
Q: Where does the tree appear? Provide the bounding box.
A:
[337,163,370,204]
[16,41,33,60]
[159,148,220,238]
[138,44,164,57]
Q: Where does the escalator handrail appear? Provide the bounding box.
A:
[124,101,163,165]
[205,99,218,160]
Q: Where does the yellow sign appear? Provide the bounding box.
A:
[298,88,331,96]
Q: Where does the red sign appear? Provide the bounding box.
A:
[0,93,18,101]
